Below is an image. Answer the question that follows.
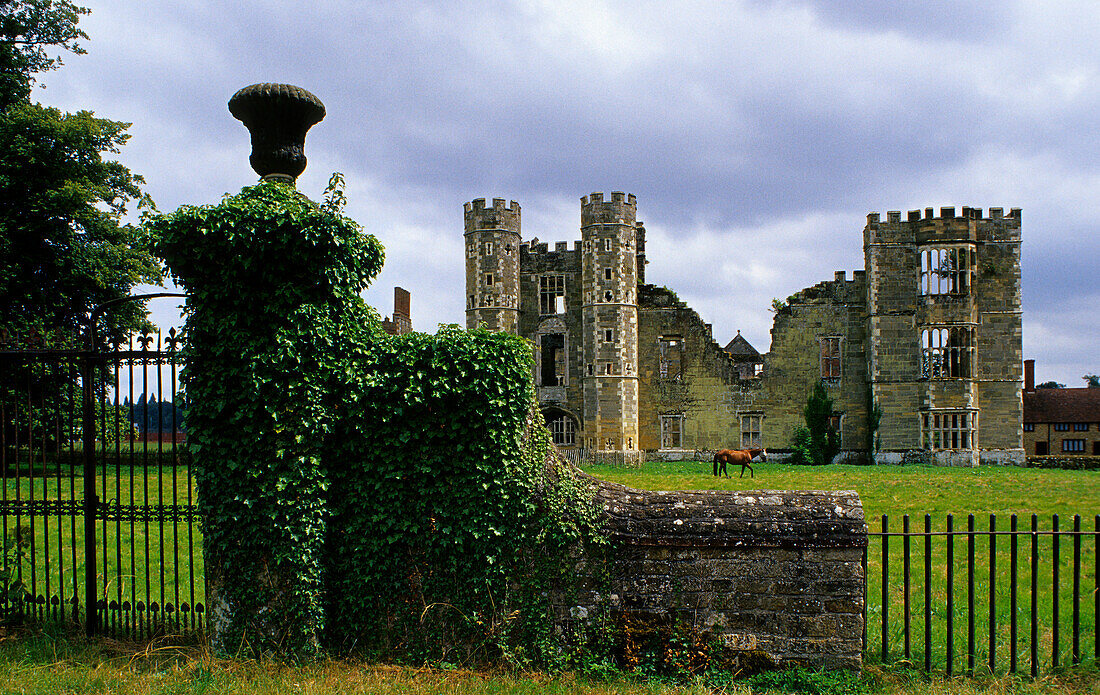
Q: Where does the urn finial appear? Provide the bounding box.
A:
[228,83,326,183]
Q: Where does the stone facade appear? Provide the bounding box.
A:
[464,195,1024,464]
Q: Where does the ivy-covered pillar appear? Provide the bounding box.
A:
[147,84,384,656]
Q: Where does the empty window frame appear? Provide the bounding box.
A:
[539,274,566,314]
[920,326,975,378]
[920,246,972,295]
[540,333,566,386]
[547,414,576,446]
[921,410,977,450]
[740,414,762,449]
[1062,439,1086,453]
[658,336,682,379]
[820,337,841,381]
[661,414,683,449]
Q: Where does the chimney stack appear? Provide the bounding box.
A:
[1024,359,1035,392]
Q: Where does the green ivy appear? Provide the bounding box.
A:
[147,177,604,662]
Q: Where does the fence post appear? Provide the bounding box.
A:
[989,513,996,675]
[1053,514,1060,669]
[968,513,975,675]
[924,514,932,673]
[80,352,98,637]
[1073,514,1080,665]
[947,513,954,676]
[1031,513,1038,678]
[1010,513,1018,674]
[882,514,889,664]
[903,514,910,663]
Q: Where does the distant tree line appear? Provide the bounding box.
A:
[124,393,186,433]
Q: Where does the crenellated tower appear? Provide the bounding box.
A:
[864,206,1022,465]
[465,198,521,333]
[580,192,640,451]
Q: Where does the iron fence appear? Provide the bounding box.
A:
[865,513,1098,676]
[0,327,204,638]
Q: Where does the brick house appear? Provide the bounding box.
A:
[1023,360,1100,456]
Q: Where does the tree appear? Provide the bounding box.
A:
[1084,374,1100,389]
[0,0,157,344]
[789,381,841,465]
[0,0,89,108]
[1036,381,1066,389]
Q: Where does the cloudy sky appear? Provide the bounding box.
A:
[34,0,1098,387]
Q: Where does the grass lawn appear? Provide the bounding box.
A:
[0,627,1097,695]
[578,459,1100,521]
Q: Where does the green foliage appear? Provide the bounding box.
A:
[0,0,89,107]
[1036,381,1065,389]
[1083,374,1099,388]
[746,666,870,695]
[148,176,604,663]
[794,381,840,465]
[787,426,814,466]
[148,177,385,657]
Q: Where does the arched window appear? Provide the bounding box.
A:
[543,409,577,447]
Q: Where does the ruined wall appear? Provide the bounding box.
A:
[566,480,867,670]
[864,207,1022,465]
[636,284,750,452]
[758,272,869,454]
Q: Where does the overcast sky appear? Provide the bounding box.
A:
[34,0,1098,387]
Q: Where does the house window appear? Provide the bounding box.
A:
[659,336,682,379]
[604,268,612,280]
[1062,439,1086,453]
[603,329,614,343]
[920,326,975,378]
[661,415,683,449]
[920,246,972,295]
[740,414,762,449]
[1073,423,1089,431]
[921,410,977,450]
[1054,423,1070,432]
[820,337,841,382]
[1023,423,1035,432]
[484,273,494,287]
[547,415,576,446]
[540,334,566,386]
[539,275,566,314]
[828,414,843,447]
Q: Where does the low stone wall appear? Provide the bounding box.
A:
[1027,455,1100,471]
[568,478,867,670]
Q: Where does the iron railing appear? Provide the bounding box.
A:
[865,513,1098,676]
[1,325,204,638]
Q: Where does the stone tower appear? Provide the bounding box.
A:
[580,192,640,451]
[465,198,521,333]
[865,206,1022,465]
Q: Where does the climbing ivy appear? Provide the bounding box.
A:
[147,177,603,662]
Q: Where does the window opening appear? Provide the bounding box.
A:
[603,329,614,343]
[920,246,971,295]
[1073,423,1089,431]
[820,337,841,382]
[604,290,613,302]
[1062,439,1086,453]
[483,241,493,256]
[658,336,682,379]
[484,273,494,287]
[921,411,976,449]
[539,275,566,314]
[604,268,612,280]
[661,415,683,449]
[1054,423,1070,432]
[604,238,612,251]
[920,326,975,378]
[740,414,762,449]
[547,414,576,446]
[540,333,566,386]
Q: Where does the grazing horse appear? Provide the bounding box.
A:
[713,448,767,478]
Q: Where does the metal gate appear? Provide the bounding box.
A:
[1,312,204,637]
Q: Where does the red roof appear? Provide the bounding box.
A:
[1023,388,1100,424]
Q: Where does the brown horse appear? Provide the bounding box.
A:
[713,448,767,478]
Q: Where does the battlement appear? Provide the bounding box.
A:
[581,191,637,227]
[464,197,521,234]
[867,206,1021,225]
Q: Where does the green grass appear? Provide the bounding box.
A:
[2,463,204,636]
[0,628,1097,694]
[581,459,1100,677]
[578,459,1100,521]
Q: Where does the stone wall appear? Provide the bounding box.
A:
[566,478,868,670]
